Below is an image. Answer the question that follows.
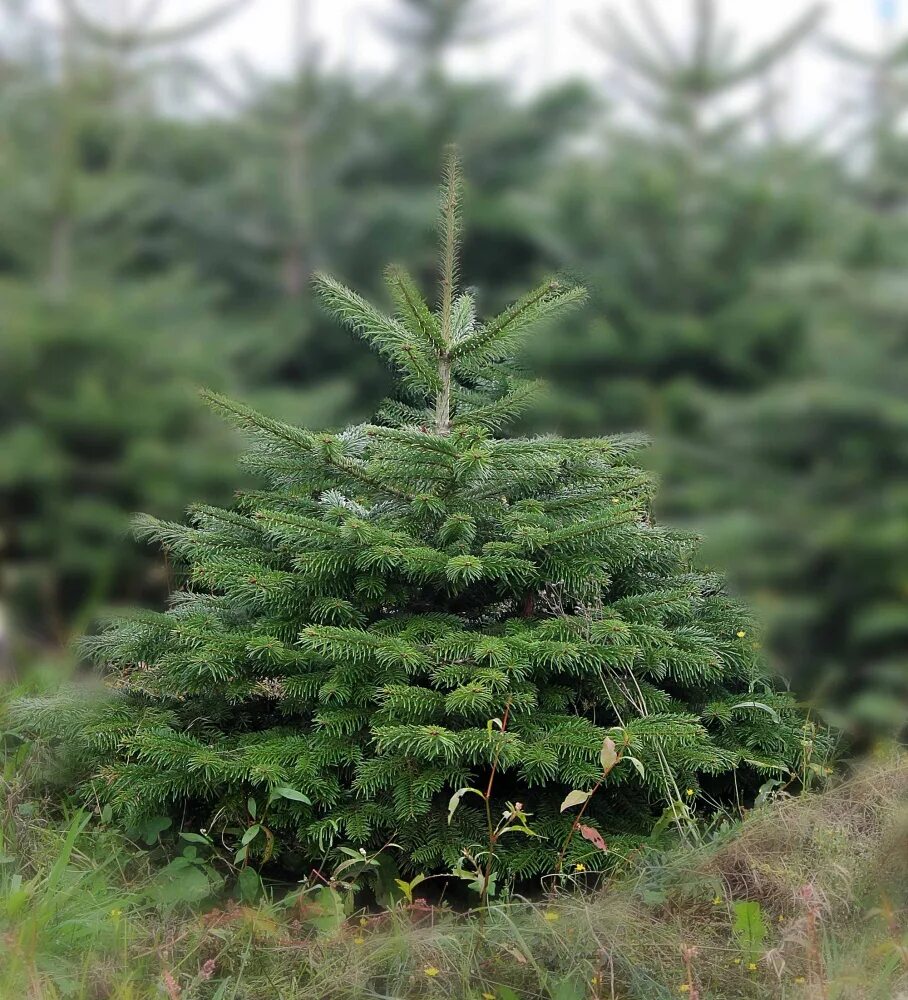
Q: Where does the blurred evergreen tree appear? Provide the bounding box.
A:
[374,0,508,72]
[145,0,596,429]
[675,20,908,735]
[0,3,242,648]
[520,2,905,733]
[0,0,591,653]
[525,0,825,434]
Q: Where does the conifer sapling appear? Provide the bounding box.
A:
[24,152,818,880]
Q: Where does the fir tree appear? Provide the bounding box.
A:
[22,156,815,880]
[527,0,826,434]
[679,19,908,737]
[0,4,243,647]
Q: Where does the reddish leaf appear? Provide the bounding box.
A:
[579,824,607,852]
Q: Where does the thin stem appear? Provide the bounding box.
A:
[434,149,460,435]
[435,357,451,436]
[555,774,604,875]
[479,700,511,905]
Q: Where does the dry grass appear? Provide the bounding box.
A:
[1,750,907,999]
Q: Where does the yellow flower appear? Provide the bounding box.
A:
[544,910,560,922]
[574,863,586,872]
[732,958,741,965]
[678,986,691,994]
[794,976,806,984]
[590,976,599,985]
[686,788,695,797]
[358,916,368,926]
[424,966,440,978]
[483,994,496,1000]
[353,936,365,945]
[777,914,785,922]
[747,962,757,972]
[737,630,747,638]
[712,895,723,905]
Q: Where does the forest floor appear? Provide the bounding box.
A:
[1,680,906,1000]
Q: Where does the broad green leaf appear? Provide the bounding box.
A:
[394,872,427,903]
[241,824,261,846]
[624,755,646,779]
[270,786,312,805]
[236,866,262,904]
[447,786,484,824]
[337,846,368,860]
[731,701,781,724]
[733,900,767,964]
[150,864,216,907]
[179,832,212,845]
[304,885,347,935]
[552,977,586,1000]
[134,815,172,847]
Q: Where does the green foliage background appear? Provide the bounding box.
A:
[0,0,905,738]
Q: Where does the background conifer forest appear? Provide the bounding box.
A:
[1,4,908,999]
[2,0,905,737]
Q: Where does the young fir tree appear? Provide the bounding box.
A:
[30,157,814,879]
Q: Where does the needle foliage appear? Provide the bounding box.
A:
[19,156,818,879]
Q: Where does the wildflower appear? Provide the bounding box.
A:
[794,976,806,984]
[777,914,785,922]
[354,936,365,945]
[544,910,560,922]
[747,962,757,972]
[678,986,691,994]
[199,960,216,981]
[358,916,368,926]
[732,958,741,965]
[736,630,747,638]
[110,908,122,919]
[712,896,722,905]
[424,966,440,977]
[574,863,586,872]
[686,788,695,797]
[590,976,599,985]
[483,994,496,1000]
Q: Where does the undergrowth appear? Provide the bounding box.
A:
[2,722,906,1000]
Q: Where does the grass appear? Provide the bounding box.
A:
[2,715,906,1000]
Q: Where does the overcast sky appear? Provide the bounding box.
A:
[42,1,906,131]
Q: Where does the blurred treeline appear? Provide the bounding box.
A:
[0,0,906,736]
